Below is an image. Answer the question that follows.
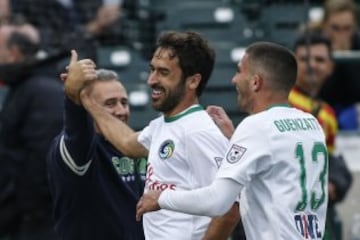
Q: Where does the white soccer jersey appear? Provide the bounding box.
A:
[138,105,229,240]
[217,105,328,240]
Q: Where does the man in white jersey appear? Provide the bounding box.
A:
[66,31,240,239]
[136,42,329,240]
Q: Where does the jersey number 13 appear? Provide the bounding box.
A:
[295,142,328,212]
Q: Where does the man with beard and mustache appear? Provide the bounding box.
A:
[65,31,240,240]
[136,42,329,240]
[47,66,146,240]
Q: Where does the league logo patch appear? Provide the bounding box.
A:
[214,157,223,168]
[226,144,246,164]
[158,140,175,160]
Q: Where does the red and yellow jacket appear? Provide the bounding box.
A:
[289,86,338,154]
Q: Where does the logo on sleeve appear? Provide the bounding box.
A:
[158,140,175,160]
[226,144,246,163]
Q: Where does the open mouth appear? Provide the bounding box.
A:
[151,88,163,100]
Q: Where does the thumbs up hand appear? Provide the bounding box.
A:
[64,50,97,105]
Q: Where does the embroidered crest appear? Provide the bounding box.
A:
[226,144,246,164]
[158,140,175,160]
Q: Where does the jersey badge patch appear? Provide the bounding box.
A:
[214,157,223,168]
[226,144,246,164]
[158,140,175,160]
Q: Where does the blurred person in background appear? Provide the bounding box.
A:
[307,0,360,129]
[0,21,63,240]
[290,33,337,154]
[0,0,11,24]
[290,33,353,240]
[10,0,123,59]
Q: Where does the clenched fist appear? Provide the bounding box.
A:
[64,50,97,104]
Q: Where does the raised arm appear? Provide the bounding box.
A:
[63,49,148,158]
[80,88,148,158]
[48,50,98,175]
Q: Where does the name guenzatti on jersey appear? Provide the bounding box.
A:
[274,117,321,132]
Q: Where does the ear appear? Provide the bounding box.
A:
[251,74,262,92]
[187,73,201,91]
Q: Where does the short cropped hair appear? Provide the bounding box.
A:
[155,31,215,96]
[246,42,297,93]
[96,69,119,82]
[323,0,357,23]
[293,33,333,59]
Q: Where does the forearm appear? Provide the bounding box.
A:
[203,203,240,240]
[159,178,240,217]
[84,98,147,158]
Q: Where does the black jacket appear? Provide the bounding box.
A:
[0,62,64,234]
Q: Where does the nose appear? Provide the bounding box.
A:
[114,102,129,116]
[231,74,237,85]
[147,71,158,86]
[309,58,317,68]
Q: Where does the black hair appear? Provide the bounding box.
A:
[246,41,298,93]
[293,33,333,60]
[155,31,215,97]
[7,31,39,58]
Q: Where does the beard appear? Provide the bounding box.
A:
[152,81,187,113]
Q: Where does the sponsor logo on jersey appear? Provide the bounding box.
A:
[158,140,175,160]
[145,163,176,191]
[294,213,322,239]
[226,144,246,163]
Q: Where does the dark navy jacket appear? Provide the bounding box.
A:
[47,97,146,240]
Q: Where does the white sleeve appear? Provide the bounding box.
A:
[158,178,241,217]
[185,129,228,187]
[137,122,154,150]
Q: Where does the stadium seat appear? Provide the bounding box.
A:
[156,1,239,42]
[261,3,308,48]
[207,41,244,88]
[96,46,149,86]
[200,88,238,113]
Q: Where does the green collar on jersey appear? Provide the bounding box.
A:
[164,105,203,123]
[267,103,291,110]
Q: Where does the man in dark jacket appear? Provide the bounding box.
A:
[0,23,63,240]
[47,53,146,239]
